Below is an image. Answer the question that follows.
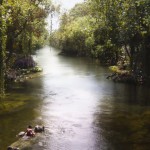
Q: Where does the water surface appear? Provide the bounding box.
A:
[1,46,150,150]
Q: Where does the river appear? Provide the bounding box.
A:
[1,46,150,150]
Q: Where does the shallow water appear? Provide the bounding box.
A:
[1,46,150,150]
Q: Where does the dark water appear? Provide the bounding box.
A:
[1,46,150,150]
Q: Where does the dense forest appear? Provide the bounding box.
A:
[0,0,55,96]
[50,0,150,84]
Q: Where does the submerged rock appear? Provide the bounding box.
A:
[8,134,42,150]
[8,126,45,150]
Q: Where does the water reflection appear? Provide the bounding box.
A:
[94,84,150,150]
[0,95,42,149]
[31,46,110,150]
[1,46,150,150]
[34,46,150,150]
[0,76,44,149]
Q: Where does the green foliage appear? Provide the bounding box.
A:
[0,0,7,95]
[5,0,51,56]
[50,2,95,56]
[62,16,94,56]
[51,0,150,76]
[0,0,53,95]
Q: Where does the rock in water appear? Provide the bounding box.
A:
[8,133,43,150]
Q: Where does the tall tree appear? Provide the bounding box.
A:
[0,0,7,96]
[50,0,150,79]
[0,0,53,96]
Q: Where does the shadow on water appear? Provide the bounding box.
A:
[94,84,150,150]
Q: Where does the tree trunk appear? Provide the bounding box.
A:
[6,35,14,65]
[142,36,150,78]
[0,0,6,96]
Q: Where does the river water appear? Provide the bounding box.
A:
[1,46,150,150]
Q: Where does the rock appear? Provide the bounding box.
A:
[34,125,44,133]
[17,132,25,137]
[8,133,43,150]
[8,125,45,150]
[7,146,20,150]
[14,56,36,69]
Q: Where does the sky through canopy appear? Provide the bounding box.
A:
[47,0,85,31]
[53,0,85,10]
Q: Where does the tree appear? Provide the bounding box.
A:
[50,0,150,80]
[0,0,7,96]
[6,0,51,63]
[0,0,53,96]
[88,0,150,69]
[50,2,95,56]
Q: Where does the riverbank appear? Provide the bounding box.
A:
[0,74,42,116]
[107,66,146,85]
[8,66,43,83]
[0,67,43,116]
